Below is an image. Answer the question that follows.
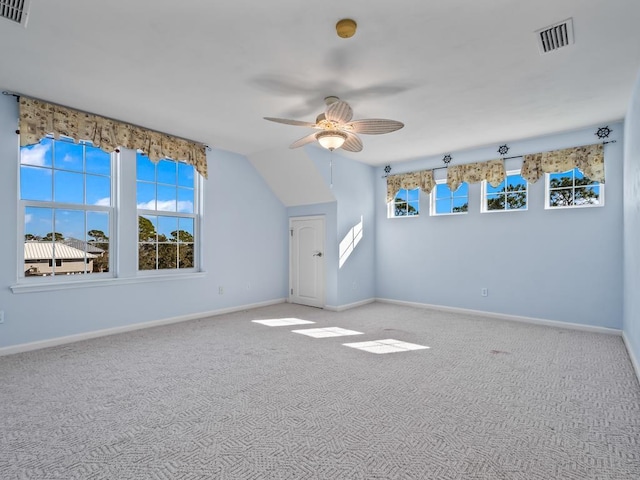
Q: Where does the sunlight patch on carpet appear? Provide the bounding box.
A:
[252,318,315,327]
[343,339,430,354]
[292,327,364,338]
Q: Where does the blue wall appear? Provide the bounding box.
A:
[0,95,289,349]
[624,68,640,369]
[306,147,377,308]
[375,124,624,329]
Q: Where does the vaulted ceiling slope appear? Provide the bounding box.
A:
[1,1,639,166]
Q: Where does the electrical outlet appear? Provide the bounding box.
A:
[218,286,224,295]
[0,310,4,323]
[481,288,488,297]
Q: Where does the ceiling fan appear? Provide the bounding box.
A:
[264,96,404,152]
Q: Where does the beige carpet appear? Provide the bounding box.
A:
[1,302,639,479]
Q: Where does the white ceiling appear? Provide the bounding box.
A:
[1,0,639,166]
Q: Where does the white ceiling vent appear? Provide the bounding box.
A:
[0,0,31,27]
[536,18,574,54]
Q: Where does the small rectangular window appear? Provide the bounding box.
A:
[430,181,468,216]
[482,171,528,212]
[388,188,419,218]
[545,168,604,209]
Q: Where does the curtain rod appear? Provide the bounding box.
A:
[2,90,211,151]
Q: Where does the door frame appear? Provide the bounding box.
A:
[289,215,326,308]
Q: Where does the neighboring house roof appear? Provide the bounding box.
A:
[24,242,98,260]
[62,238,105,254]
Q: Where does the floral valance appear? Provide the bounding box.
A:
[386,170,435,203]
[446,159,505,192]
[19,97,208,178]
[521,143,603,184]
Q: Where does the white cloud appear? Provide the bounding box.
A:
[21,143,51,167]
[25,214,33,224]
[136,200,193,212]
[94,197,111,207]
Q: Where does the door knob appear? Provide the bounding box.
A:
[313,251,323,257]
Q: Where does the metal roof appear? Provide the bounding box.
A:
[62,238,105,254]
[24,242,98,260]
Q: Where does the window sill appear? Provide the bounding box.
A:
[10,271,207,294]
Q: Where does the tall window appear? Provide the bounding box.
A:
[389,188,420,217]
[546,168,604,208]
[136,153,197,271]
[431,180,468,215]
[20,137,112,278]
[482,171,528,212]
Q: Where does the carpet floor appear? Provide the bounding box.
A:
[1,302,639,479]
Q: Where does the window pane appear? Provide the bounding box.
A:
[178,162,195,188]
[86,175,110,206]
[486,194,504,210]
[177,188,194,213]
[435,183,450,199]
[25,207,53,240]
[575,169,596,186]
[157,160,177,185]
[506,192,526,210]
[157,185,177,212]
[55,209,85,241]
[158,216,179,242]
[54,171,84,204]
[452,198,468,212]
[87,212,109,273]
[395,189,408,202]
[136,153,155,182]
[54,141,83,172]
[575,186,601,205]
[436,198,451,214]
[178,243,194,269]
[158,244,177,269]
[21,140,52,167]
[137,182,156,210]
[85,147,111,175]
[177,218,194,242]
[21,166,52,201]
[408,201,419,215]
[138,243,157,270]
[139,215,157,242]
[507,175,526,190]
[549,188,573,207]
[549,171,573,188]
[407,189,420,202]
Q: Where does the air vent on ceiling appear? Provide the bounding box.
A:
[0,0,31,27]
[536,18,574,54]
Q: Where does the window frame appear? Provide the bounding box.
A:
[136,153,200,274]
[544,167,605,210]
[481,169,529,213]
[387,187,420,218]
[18,136,115,283]
[15,138,204,292]
[430,179,469,216]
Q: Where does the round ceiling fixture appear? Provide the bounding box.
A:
[336,19,357,38]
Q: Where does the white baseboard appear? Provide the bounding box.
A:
[0,298,286,357]
[622,332,640,385]
[375,298,622,336]
[324,298,375,312]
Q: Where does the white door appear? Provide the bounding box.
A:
[290,216,325,308]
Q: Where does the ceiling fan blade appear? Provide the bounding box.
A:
[341,132,363,152]
[325,101,353,124]
[264,117,317,128]
[347,119,404,135]
[289,133,319,149]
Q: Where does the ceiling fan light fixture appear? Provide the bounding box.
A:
[316,131,347,151]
